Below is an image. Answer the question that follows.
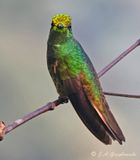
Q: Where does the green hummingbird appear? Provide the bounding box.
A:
[47,14,125,145]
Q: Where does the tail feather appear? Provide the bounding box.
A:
[63,78,125,145]
[69,92,112,145]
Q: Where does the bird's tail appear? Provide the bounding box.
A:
[68,92,112,145]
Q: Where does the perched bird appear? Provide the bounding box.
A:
[47,14,125,145]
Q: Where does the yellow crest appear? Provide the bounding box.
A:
[52,14,71,27]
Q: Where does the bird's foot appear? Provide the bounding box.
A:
[58,96,69,104]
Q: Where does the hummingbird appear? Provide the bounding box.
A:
[47,14,125,145]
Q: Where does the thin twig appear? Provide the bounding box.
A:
[98,39,140,98]
[0,39,140,140]
[98,39,140,78]
[5,98,67,134]
[0,98,67,139]
[104,92,140,99]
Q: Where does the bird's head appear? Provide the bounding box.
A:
[51,14,72,34]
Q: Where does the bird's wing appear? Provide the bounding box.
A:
[81,51,125,144]
[81,72,125,144]
[63,73,125,144]
[63,41,125,144]
[63,76,112,144]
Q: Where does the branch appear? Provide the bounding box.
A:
[0,98,68,140]
[5,98,67,134]
[99,39,140,98]
[0,39,140,140]
[104,92,140,99]
[98,39,140,78]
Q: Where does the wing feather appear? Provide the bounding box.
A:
[63,41,125,144]
[63,78,112,144]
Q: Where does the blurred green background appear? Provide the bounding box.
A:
[0,0,140,160]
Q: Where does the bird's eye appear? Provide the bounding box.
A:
[51,22,54,27]
[68,25,72,29]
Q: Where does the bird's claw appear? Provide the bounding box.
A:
[58,96,69,104]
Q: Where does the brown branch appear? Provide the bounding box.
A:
[104,92,140,99]
[0,98,68,140]
[99,39,140,99]
[0,121,5,141]
[0,39,140,140]
[98,39,140,78]
[5,98,66,134]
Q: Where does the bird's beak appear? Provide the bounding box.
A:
[57,23,64,29]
